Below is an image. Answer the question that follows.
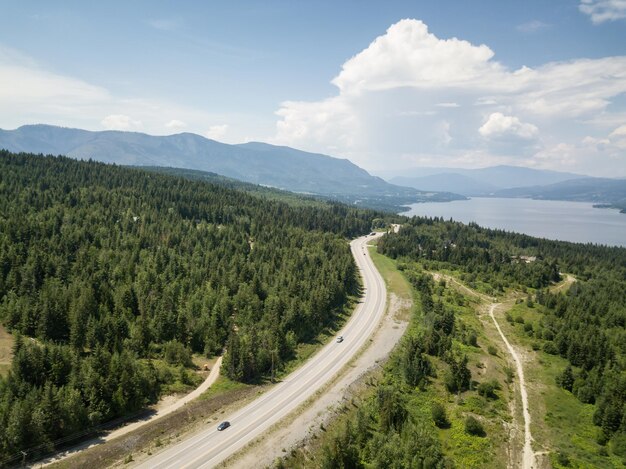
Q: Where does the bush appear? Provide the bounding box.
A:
[487,345,498,356]
[610,433,626,457]
[554,451,570,466]
[465,415,486,437]
[431,402,450,429]
[163,340,192,367]
[477,379,501,399]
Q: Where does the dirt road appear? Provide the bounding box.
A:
[488,303,535,469]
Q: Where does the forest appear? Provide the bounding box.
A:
[304,268,473,468]
[0,150,379,463]
[378,218,626,453]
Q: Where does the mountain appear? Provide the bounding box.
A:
[493,177,626,210]
[391,173,499,195]
[0,125,463,211]
[388,165,583,196]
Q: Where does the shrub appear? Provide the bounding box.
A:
[487,345,498,356]
[163,340,192,367]
[431,402,450,429]
[554,451,570,466]
[477,379,501,399]
[465,416,486,436]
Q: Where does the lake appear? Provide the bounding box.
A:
[404,197,626,247]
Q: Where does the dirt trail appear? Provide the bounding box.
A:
[105,356,222,442]
[550,274,576,294]
[38,357,222,467]
[488,303,535,469]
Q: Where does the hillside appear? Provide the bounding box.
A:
[0,150,379,464]
[493,177,626,210]
[284,219,626,468]
[0,125,463,211]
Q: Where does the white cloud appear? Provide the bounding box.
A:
[0,46,108,105]
[101,114,142,130]
[579,0,626,24]
[205,124,229,140]
[609,124,626,149]
[331,19,504,95]
[479,112,538,139]
[0,45,261,142]
[610,123,626,136]
[165,119,187,129]
[273,18,626,176]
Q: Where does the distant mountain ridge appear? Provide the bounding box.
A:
[493,177,626,210]
[389,165,587,196]
[0,124,464,211]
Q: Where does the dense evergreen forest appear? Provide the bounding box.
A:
[0,150,379,463]
[379,218,626,451]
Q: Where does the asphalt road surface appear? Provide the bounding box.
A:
[135,232,387,469]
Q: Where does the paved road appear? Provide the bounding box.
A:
[135,233,387,469]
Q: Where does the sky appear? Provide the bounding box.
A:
[1,0,626,177]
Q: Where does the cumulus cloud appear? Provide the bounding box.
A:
[101,114,142,130]
[579,0,626,24]
[205,124,229,140]
[331,19,504,94]
[479,113,538,139]
[165,119,187,129]
[273,18,626,176]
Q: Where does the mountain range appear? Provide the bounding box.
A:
[389,166,584,196]
[389,165,626,212]
[0,125,462,212]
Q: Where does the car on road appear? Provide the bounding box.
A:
[370,232,375,235]
[217,421,230,431]
[336,336,344,343]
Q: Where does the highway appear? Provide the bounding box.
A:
[135,232,387,469]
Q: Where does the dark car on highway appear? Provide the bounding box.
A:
[217,421,230,431]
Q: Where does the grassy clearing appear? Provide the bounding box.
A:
[500,303,622,468]
[0,324,13,377]
[369,247,412,302]
[200,375,250,400]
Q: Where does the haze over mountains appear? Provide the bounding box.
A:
[389,166,584,196]
[389,166,626,210]
[0,124,461,211]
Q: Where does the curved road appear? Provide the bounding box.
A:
[135,233,386,469]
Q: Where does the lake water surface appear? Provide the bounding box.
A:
[404,198,626,247]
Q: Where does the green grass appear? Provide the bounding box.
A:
[0,325,13,377]
[369,247,412,301]
[200,375,250,400]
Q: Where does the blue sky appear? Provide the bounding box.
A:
[1,0,626,176]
